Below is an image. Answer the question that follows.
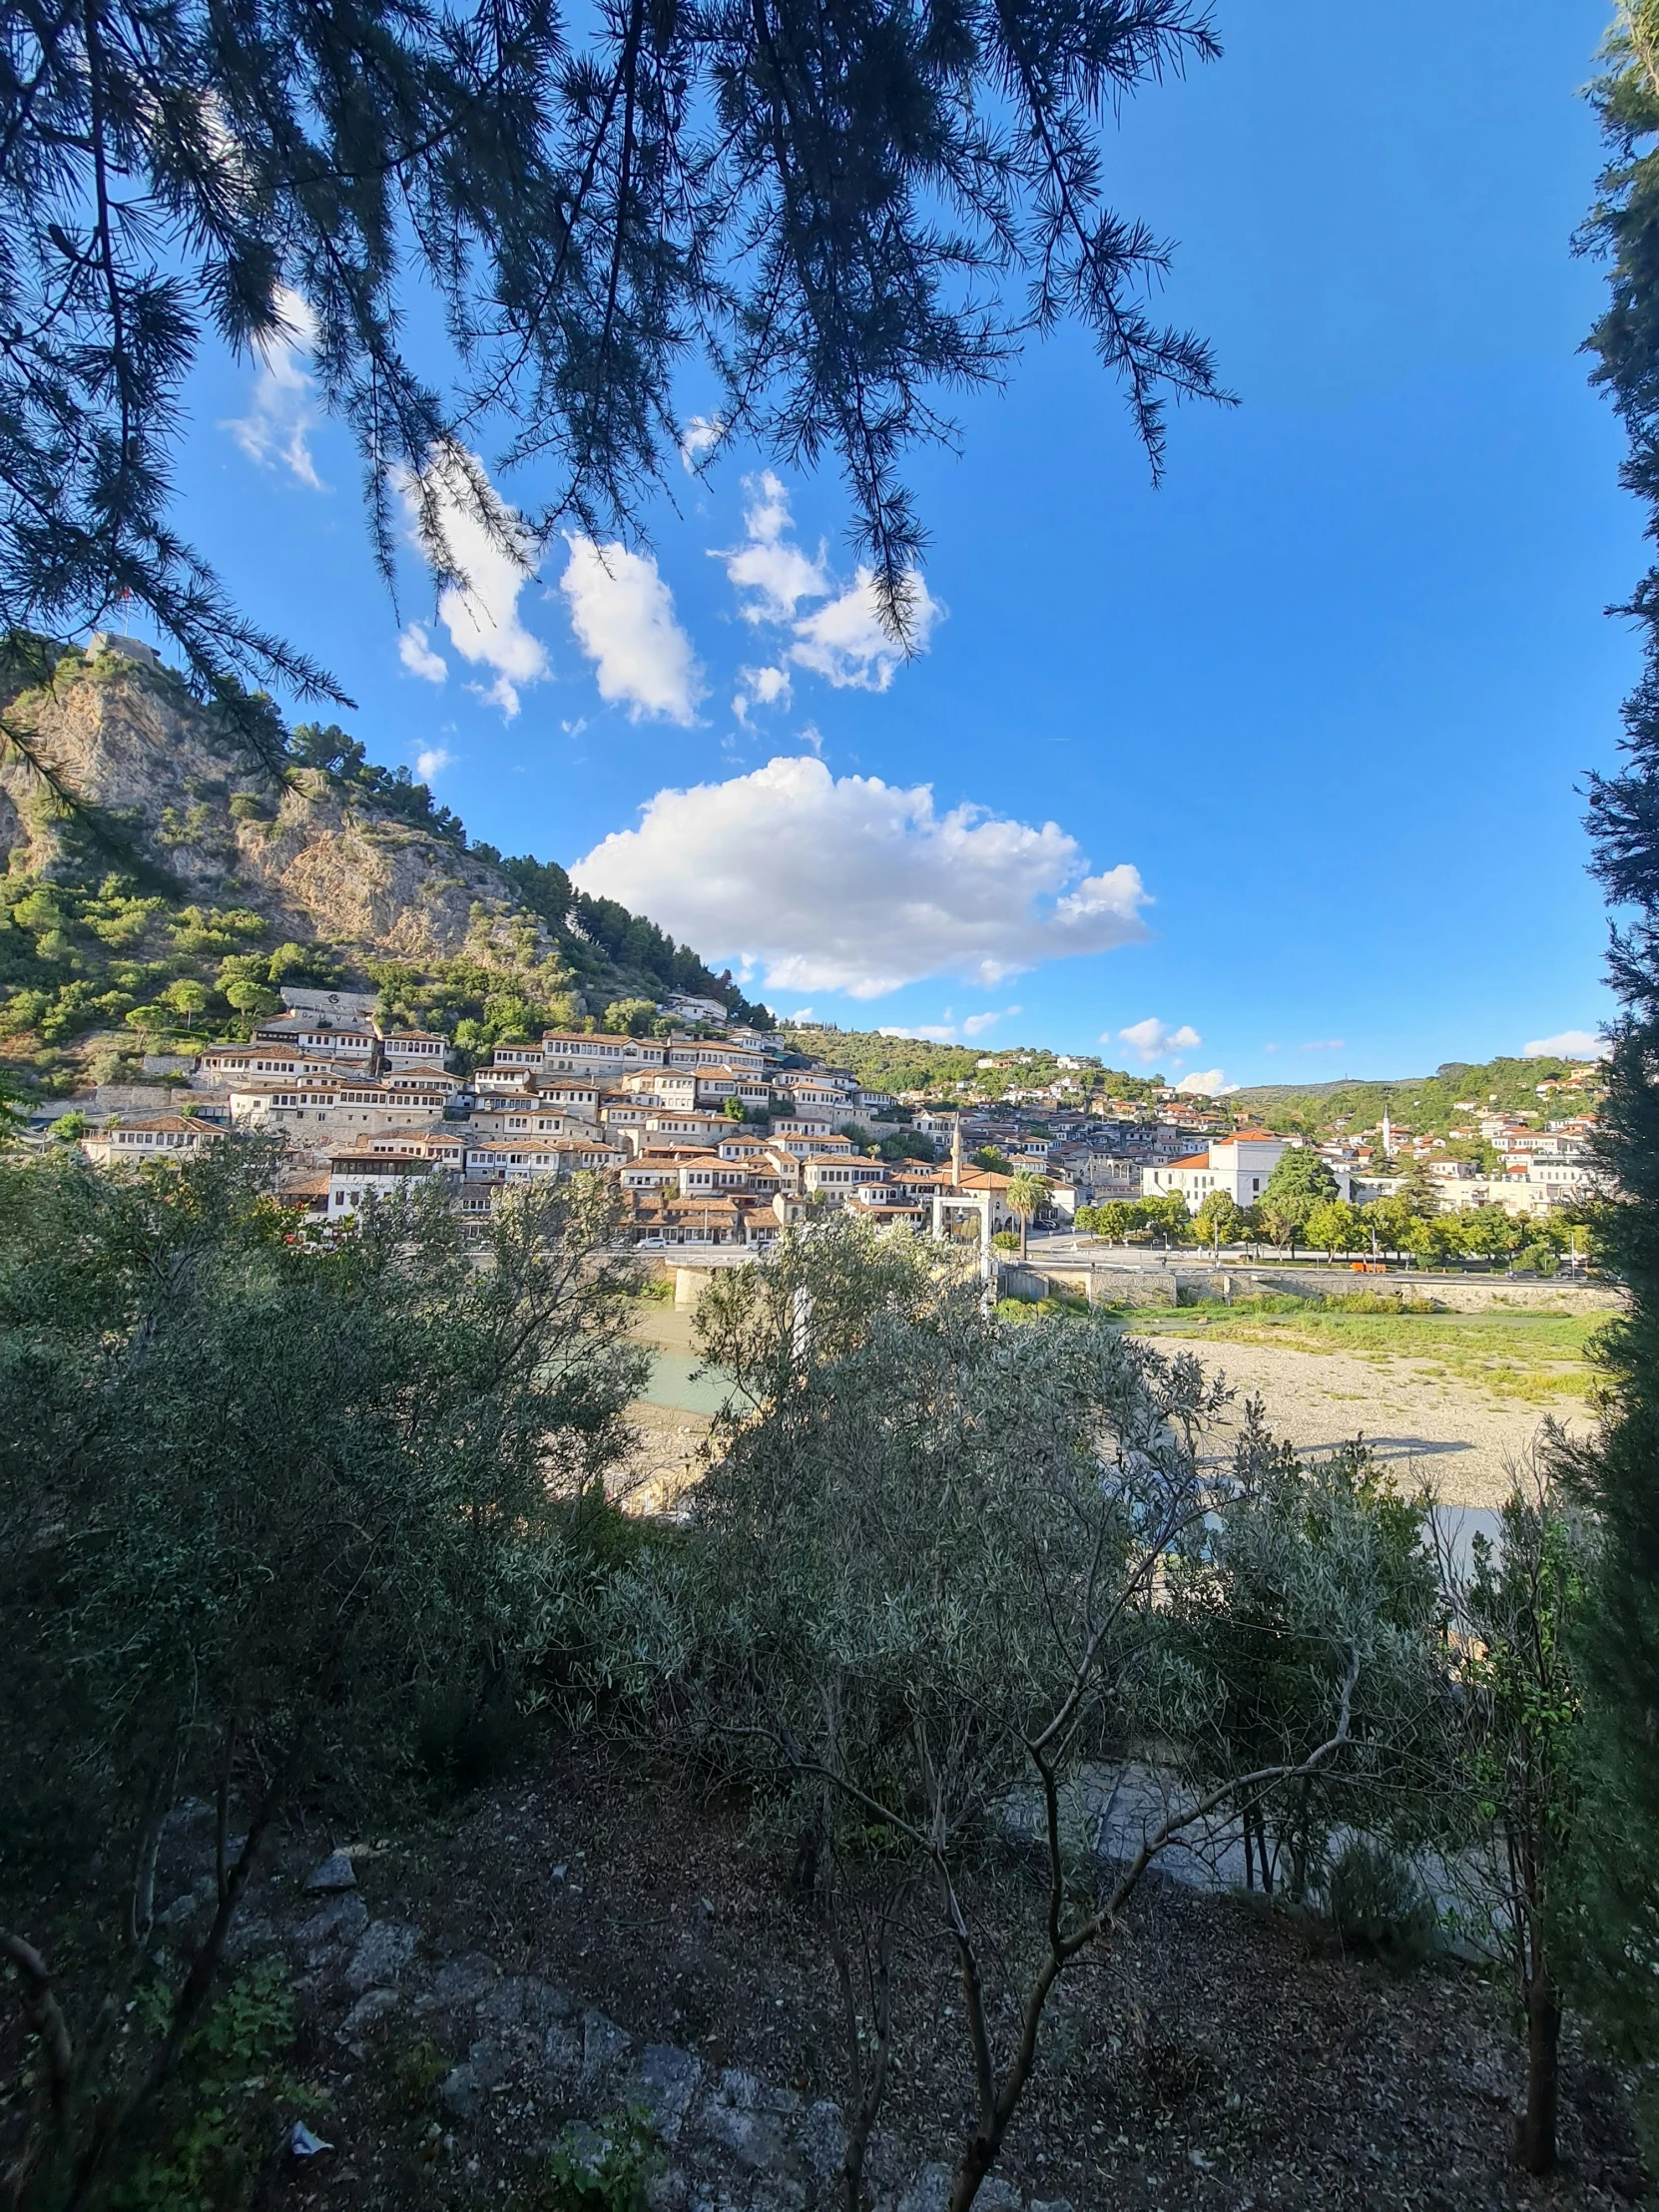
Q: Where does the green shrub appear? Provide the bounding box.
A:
[541,2110,660,2211]
[114,1959,308,2210]
[1326,1838,1437,1971]
[414,1677,528,1794]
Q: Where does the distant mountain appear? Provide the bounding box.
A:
[0,637,768,1097]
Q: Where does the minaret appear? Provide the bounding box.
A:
[951,1117,962,1189]
[1381,1108,1392,1159]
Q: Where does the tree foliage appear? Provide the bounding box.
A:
[0,1142,646,2205]
[1260,1145,1339,1236]
[1,0,1229,692]
[659,1222,1409,2210]
[1569,0,1659,2104]
[1437,1458,1589,2177]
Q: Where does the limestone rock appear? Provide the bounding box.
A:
[476,1974,572,2036]
[343,1920,420,1994]
[895,2166,955,2212]
[0,658,525,961]
[976,2183,1021,2211]
[305,1851,356,1894]
[695,2068,802,2175]
[340,1987,401,2040]
[627,2043,704,2145]
[294,1894,368,1962]
[431,1952,501,2010]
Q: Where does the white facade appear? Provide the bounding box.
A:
[326,1153,434,1216]
[1142,1136,1290,1212]
[82,1115,220,1166]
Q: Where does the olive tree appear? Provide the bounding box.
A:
[1433,1449,1588,2177]
[676,1220,1382,2212]
[1166,1402,1443,1902]
[0,1143,646,2210]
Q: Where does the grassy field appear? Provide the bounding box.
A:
[1129,1299,1607,1406]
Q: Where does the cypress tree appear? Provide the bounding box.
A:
[1571,0,1659,2091]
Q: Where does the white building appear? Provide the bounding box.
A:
[325,1150,435,1217]
[81,1114,222,1166]
[230,1082,445,1148]
[1142,1133,1291,1212]
[381,1029,451,1070]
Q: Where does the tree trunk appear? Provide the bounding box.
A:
[1018,1215,1028,1264]
[1516,1973,1560,2176]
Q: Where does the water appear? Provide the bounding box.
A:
[638,1348,733,1416]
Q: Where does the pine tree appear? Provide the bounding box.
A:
[1568,0,1659,2094]
[0,0,1230,700]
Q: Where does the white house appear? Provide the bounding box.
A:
[81,1114,222,1167]
[326,1149,435,1217]
[1141,1133,1291,1213]
[381,1029,451,1070]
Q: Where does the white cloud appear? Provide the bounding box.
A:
[398,622,447,684]
[1523,1029,1609,1060]
[734,664,793,723]
[1174,1069,1239,1097]
[680,415,725,470]
[559,536,703,726]
[719,472,832,623]
[874,1004,1018,1044]
[790,567,942,692]
[571,756,1148,998]
[1300,1038,1347,1053]
[1113,1018,1202,1066]
[397,443,550,719]
[224,286,323,488]
[414,747,452,782]
[713,474,942,692]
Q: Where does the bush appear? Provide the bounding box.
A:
[542,2110,660,2211]
[0,1149,649,2204]
[413,1676,528,1794]
[1326,1838,1438,1970]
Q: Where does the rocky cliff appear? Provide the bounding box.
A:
[0,647,524,964]
[0,643,741,1096]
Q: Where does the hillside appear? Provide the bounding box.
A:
[0,639,768,1096]
[781,1022,1166,1103]
[1231,1057,1605,1140]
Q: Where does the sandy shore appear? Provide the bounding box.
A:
[1148,1333,1594,1507]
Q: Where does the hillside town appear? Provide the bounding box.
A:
[37,987,1608,1253]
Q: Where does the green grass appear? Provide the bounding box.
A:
[1127,1304,1608,1404]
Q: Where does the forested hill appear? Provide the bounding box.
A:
[782,1027,1602,1131]
[1232,1057,1604,1140]
[0,639,768,1097]
[780,1023,1167,1102]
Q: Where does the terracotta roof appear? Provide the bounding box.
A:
[101,1113,216,1134]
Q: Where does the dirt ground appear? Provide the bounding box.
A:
[269,1737,1644,2210]
[1161,1336,1594,1510]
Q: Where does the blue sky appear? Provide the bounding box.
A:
[169,0,1635,1090]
